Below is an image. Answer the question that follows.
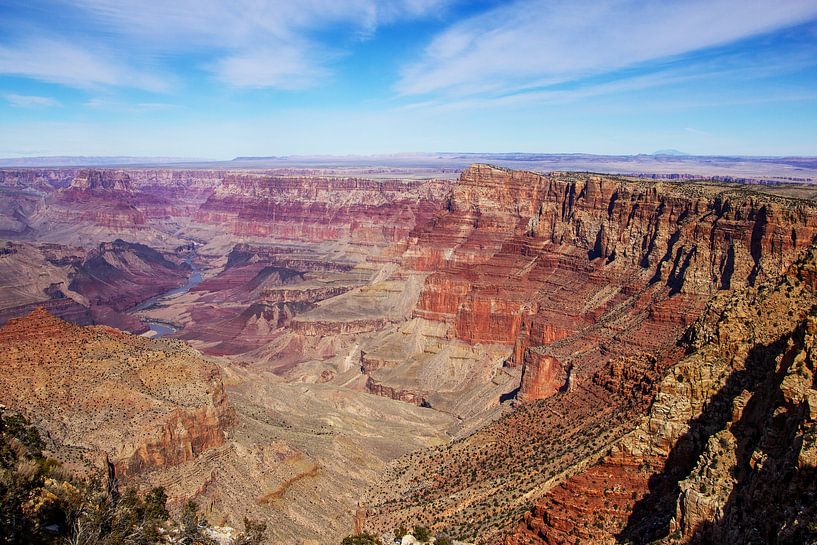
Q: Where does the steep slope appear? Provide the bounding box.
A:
[359,166,817,543]
[68,238,191,312]
[0,241,93,323]
[0,309,455,544]
[508,246,817,545]
[0,309,234,478]
[0,239,192,332]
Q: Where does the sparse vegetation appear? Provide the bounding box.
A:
[412,526,431,541]
[0,408,265,545]
[341,532,381,545]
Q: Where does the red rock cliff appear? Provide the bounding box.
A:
[195,174,451,244]
[406,165,817,400]
[0,309,234,478]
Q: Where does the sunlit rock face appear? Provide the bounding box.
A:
[0,309,234,478]
[360,165,817,544]
[195,173,451,244]
[406,165,817,397]
[2,164,817,544]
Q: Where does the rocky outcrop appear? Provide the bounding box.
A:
[49,170,149,229]
[122,366,232,476]
[507,246,817,545]
[195,174,451,244]
[406,166,817,402]
[290,317,388,336]
[365,376,431,407]
[68,169,132,191]
[68,238,190,312]
[517,352,568,401]
[0,309,234,478]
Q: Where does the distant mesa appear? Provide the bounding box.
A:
[69,168,132,191]
[652,149,689,156]
[231,156,287,161]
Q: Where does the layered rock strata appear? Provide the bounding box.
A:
[508,246,817,545]
[361,166,817,543]
[0,309,234,478]
[195,173,451,244]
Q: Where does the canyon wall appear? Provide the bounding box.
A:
[361,166,817,543]
[0,309,234,479]
[0,239,191,333]
[195,173,451,244]
[3,165,817,543]
[507,246,817,545]
[405,165,817,401]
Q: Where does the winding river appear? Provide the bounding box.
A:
[131,254,203,338]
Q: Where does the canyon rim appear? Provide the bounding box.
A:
[2,2,817,545]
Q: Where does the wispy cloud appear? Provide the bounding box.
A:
[397,0,817,97]
[5,93,61,107]
[397,41,817,112]
[43,0,452,89]
[0,38,169,91]
[685,127,712,136]
[209,45,331,90]
[84,97,178,111]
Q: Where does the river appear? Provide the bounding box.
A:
[131,254,203,338]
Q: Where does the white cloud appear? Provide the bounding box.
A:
[397,42,817,112]
[210,46,331,89]
[0,38,169,91]
[397,0,817,97]
[56,0,452,88]
[5,93,61,107]
[84,97,178,111]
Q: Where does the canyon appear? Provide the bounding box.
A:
[0,164,816,544]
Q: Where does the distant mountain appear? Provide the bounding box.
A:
[0,156,206,167]
[231,156,286,161]
[652,149,690,156]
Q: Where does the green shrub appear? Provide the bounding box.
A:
[341,532,381,545]
[0,408,257,545]
[413,526,431,542]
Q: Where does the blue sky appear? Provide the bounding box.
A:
[1,0,816,158]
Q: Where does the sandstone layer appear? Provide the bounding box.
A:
[507,246,817,545]
[0,309,234,478]
[360,166,817,543]
[2,165,817,544]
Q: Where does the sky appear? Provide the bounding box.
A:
[1,0,816,159]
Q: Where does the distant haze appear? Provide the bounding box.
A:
[2,152,816,184]
[1,1,816,156]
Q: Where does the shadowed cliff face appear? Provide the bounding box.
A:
[2,165,817,544]
[405,165,817,402]
[0,239,192,334]
[68,239,191,312]
[506,248,817,545]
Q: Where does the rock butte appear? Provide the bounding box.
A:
[0,164,816,544]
